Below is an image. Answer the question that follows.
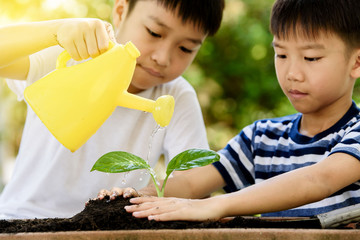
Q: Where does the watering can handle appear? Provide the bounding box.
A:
[56,41,116,69]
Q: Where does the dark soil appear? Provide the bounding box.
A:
[0,196,358,233]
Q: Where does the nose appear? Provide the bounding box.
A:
[286,61,304,82]
[151,45,171,67]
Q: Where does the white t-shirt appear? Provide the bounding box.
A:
[0,46,209,219]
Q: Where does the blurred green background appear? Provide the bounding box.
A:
[1,0,360,190]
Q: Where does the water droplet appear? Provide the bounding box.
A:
[139,177,143,181]
[122,172,129,185]
[147,125,161,163]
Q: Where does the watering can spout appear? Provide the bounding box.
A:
[24,41,175,152]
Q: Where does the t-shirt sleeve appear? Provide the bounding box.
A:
[6,46,63,101]
[329,121,360,161]
[213,123,256,193]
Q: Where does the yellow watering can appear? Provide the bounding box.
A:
[24,41,175,152]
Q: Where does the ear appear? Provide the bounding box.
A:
[112,0,128,27]
[350,49,360,79]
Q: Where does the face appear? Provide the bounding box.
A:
[113,0,207,93]
[272,32,359,116]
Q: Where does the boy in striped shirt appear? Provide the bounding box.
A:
[110,0,360,221]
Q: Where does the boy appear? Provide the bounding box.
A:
[0,0,224,219]
[122,0,360,221]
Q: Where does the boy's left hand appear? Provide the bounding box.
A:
[125,196,222,222]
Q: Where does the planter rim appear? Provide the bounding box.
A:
[0,228,359,240]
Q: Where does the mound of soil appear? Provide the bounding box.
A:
[0,196,358,233]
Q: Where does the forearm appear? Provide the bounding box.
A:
[0,20,61,67]
[213,165,332,218]
[138,181,160,197]
[137,174,195,197]
[138,165,224,198]
[164,165,225,198]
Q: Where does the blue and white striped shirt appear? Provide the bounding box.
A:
[213,101,360,217]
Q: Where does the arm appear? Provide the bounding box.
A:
[126,152,360,221]
[0,18,114,80]
[146,164,225,198]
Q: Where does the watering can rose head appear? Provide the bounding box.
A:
[91,149,220,197]
[153,95,175,127]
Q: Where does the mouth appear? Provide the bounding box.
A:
[289,89,308,99]
[288,89,308,99]
[138,64,164,78]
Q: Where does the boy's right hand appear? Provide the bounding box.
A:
[97,187,142,201]
[55,18,116,61]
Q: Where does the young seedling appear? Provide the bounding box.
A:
[91,149,220,197]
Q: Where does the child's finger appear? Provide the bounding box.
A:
[67,43,82,61]
[129,202,180,219]
[97,189,111,199]
[84,31,101,58]
[125,199,166,213]
[123,187,140,198]
[129,196,159,204]
[74,37,90,60]
[95,21,111,54]
[104,21,116,43]
[109,187,123,200]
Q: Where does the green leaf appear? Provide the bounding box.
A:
[166,149,220,175]
[91,151,151,173]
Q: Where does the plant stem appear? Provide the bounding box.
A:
[149,171,161,197]
[159,174,170,198]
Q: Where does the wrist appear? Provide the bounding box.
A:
[203,195,230,220]
[44,19,67,47]
[138,186,158,197]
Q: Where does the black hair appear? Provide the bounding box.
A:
[270,0,360,50]
[127,0,224,36]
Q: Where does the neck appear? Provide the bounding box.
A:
[299,100,352,137]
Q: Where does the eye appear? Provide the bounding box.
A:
[275,54,286,59]
[180,46,193,54]
[146,27,161,38]
[304,57,322,62]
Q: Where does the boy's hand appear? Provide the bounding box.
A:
[125,196,223,222]
[55,18,115,61]
[97,187,142,201]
